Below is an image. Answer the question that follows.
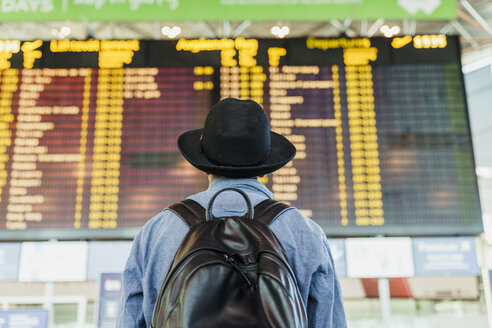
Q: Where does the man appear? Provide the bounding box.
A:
[117,98,347,327]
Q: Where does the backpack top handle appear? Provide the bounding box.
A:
[206,188,254,221]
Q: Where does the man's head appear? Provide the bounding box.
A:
[178,98,296,178]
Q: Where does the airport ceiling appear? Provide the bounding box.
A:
[0,0,492,65]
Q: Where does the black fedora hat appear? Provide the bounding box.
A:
[178,98,296,178]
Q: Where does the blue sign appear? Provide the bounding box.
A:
[412,237,479,276]
[97,273,123,328]
[0,243,21,281]
[327,239,346,278]
[0,310,48,328]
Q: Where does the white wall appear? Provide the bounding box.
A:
[464,65,492,238]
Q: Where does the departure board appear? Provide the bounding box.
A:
[0,36,482,238]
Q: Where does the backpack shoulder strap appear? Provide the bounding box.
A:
[254,199,292,226]
[167,198,206,227]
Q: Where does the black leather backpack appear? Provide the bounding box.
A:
[150,188,307,328]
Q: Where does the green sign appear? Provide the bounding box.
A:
[0,0,456,21]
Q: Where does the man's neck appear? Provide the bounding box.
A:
[208,174,220,185]
[207,175,258,186]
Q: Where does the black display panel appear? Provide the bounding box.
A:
[0,36,482,238]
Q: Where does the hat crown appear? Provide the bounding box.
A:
[202,98,271,166]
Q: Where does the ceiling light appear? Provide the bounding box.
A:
[60,26,71,37]
[271,25,289,38]
[380,25,400,38]
[51,26,71,38]
[161,26,181,38]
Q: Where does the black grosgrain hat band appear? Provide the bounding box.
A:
[199,133,272,167]
[178,98,296,178]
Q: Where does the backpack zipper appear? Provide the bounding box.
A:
[153,249,255,323]
[223,254,253,286]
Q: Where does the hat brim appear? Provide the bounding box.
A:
[178,129,296,178]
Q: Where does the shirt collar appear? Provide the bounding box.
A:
[207,177,274,199]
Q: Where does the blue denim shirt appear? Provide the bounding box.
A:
[117,177,347,328]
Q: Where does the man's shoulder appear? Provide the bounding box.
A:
[135,206,190,242]
[269,205,330,277]
[276,205,324,230]
[271,205,326,241]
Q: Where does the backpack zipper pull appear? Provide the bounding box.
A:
[224,254,253,287]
